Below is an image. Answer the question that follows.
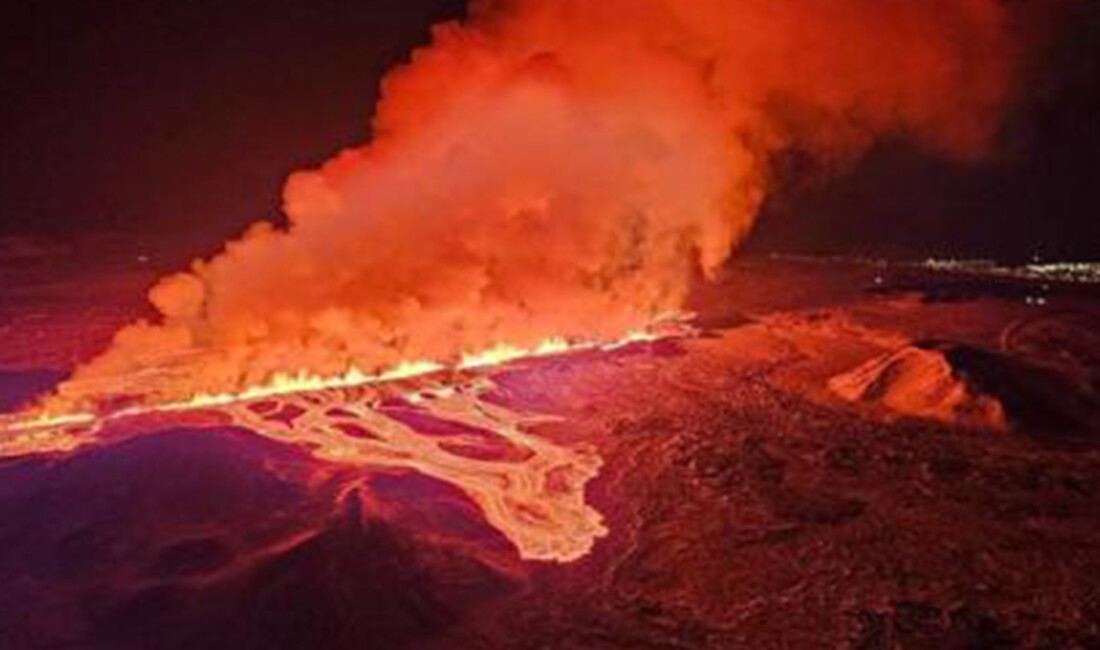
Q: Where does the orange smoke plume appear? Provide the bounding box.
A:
[49,0,1019,411]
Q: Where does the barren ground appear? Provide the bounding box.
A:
[1,251,1099,649]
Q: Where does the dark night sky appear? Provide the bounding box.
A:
[750,1,1100,262]
[0,0,1096,261]
[0,0,466,252]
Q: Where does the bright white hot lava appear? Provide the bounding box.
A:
[0,326,688,562]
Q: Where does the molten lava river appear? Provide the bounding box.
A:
[0,331,685,563]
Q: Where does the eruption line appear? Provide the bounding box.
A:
[2,322,684,437]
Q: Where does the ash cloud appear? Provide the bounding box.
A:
[52,0,1021,409]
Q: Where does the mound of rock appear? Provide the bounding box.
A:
[830,341,1100,438]
[829,343,1008,430]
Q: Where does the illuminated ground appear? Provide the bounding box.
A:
[1,245,1099,649]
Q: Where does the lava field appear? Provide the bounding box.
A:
[1,253,1099,649]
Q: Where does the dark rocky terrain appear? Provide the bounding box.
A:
[1,249,1099,649]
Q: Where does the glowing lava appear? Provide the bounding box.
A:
[0,325,688,562]
[224,379,608,562]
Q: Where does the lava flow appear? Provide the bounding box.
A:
[0,325,688,562]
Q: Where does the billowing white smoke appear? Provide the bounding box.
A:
[50,0,1019,410]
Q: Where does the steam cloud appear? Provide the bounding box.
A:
[52,0,1019,410]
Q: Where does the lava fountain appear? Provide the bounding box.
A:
[1,0,1024,562]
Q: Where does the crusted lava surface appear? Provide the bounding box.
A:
[1,252,1099,649]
